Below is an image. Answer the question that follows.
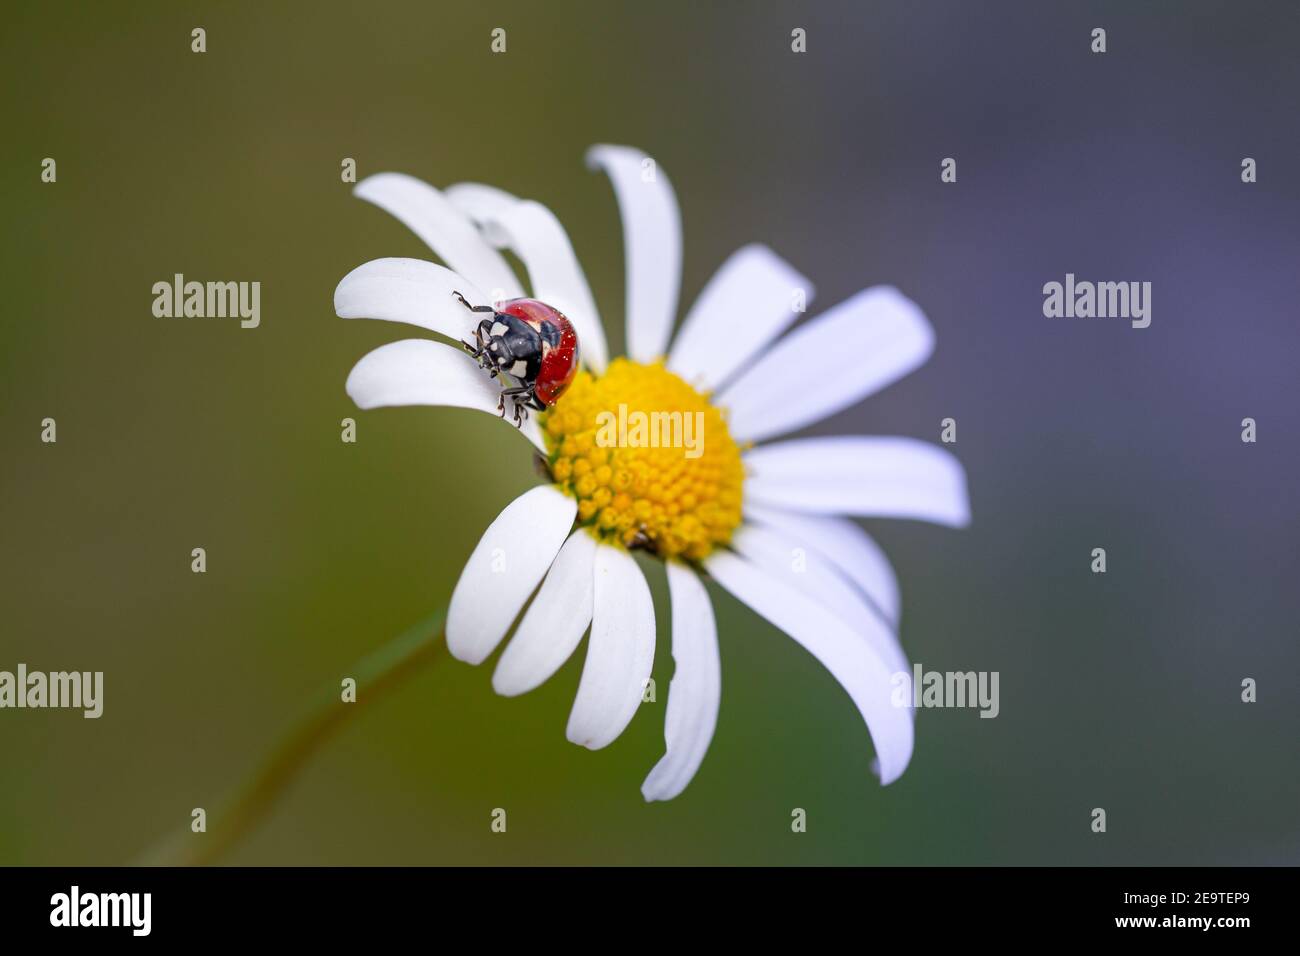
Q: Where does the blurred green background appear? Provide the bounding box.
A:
[2,0,1297,865]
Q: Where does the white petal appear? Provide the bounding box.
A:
[441,182,513,247]
[641,562,720,802]
[705,551,913,785]
[566,544,656,750]
[334,257,490,341]
[718,286,935,442]
[744,503,900,627]
[586,144,682,364]
[445,183,609,372]
[446,486,576,664]
[345,339,545,452]
[745,437,971,528]
[354,173,524,300]
[729,524,907,679]
[668,244,812,391]
[492,529,596,696]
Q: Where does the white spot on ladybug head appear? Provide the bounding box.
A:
[490,321,508,338]
[509,359,528,377]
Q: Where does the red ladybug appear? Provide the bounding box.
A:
[454,292,580,426]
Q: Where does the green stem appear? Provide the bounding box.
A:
[138,607,447,866]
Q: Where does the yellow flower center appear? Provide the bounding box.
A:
[542,358,745,561]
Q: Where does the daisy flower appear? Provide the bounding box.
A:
[336,145,970,801]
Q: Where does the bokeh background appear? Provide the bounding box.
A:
[2,0,1297,865]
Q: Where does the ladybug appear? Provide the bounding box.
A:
[454,291,580,426]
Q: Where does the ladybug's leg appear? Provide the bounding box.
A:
[454,290,501,369]
[469,343,499,376]
[512,396,537,427]
[494,381,530,420]
[464,322,503,377]
[513,389,549,427]
[497,385,538,428]
[452,291,496,314]
[461,322,485,360]
[495,380,534,417]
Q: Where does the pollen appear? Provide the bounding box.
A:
[542,358,745,561]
